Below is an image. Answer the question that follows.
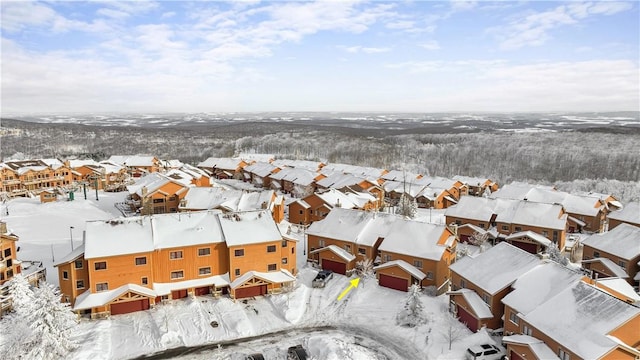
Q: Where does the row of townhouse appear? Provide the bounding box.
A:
[306,208,458,295]
[54,210,297,318]
[0,159,74,197]
[448,242,640,360]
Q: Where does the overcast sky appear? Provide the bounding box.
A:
[1,1,638,114]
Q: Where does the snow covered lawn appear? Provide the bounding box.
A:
[2,193,501,359]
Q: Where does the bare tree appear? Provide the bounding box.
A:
[469,231,490,253]
[441,315,468,350]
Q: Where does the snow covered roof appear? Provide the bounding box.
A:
[449,242,540,295]
[596,278,640,302]
[506,201,566,230]
[445,196,501,222]
[582,223,640,260]
[153,274,230,296]
[421,176,461,190]
[321,163,385,178]
[521,281,640,360]
[243,161,278,177]
[316,173,364,189]
[268,167,316,186]
[502,262,582,315]
[490,182,555,200]
[219,210,282,247]
[68,159,100,168]
[505,231,552,247]
[53,244,86,267]
[73,283,157,311]
[197,157,244,170]
[306,208,399,247]
[452,175,491,187]
[379,221,451,261]
[607,202,640,225]
[271,159,323,171]
[108,155,157,167]
[502,335,559,360]
[180,187,238,210]
[294,199,311,209]
[374,260,426,280]
[582,258,629,278]
[230,269,296,289]
[84,211,226,259]
[381,170,422,182]
[127,172,188,197]
[447,288,493,319]
[309,245,356,262]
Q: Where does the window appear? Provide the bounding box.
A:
[96,283,108,292]
[460,279,466,288]
[282,240,287,248]
[558,349,570,360]
[62,271,69,280]
[141,277,148,285]
[501,225,509,231]
[199,267,212,276]
[413,260,423,269]
[478,223,485,229]
[234,249,244,257]
[94,261,107,270]
[593,251,600,258]
[553,231,559,242]
[76,280,85,289]
[4,248,11,257]
[318,239,325,247]
[135,257,147,265]
[74,259,83,269]
[514,226,522,232]
[482,293,490,306]
[383,254,392,262]
[282,257,288,264]
[171,270,184,279]
[523,325,532,336]
[426,272,434,280]
[170,251,183,259]
[267,245,277,253]
[268,264,277,271]
[198,248,211,256]
[358,248,366,255]
[542,230,548,237]
[292,247,295,254]
[299,210,303,215]
[153,198,164,203]
[235,268,240,276]
[344,244,351,252]
[618,260,626,268]
[509,311,519,324]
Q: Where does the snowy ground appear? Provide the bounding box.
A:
[1,193,500,360]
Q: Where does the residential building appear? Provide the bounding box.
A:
[107,155,161,178]
[0,221,21,285]
[0,159,73,197]
[288,188,377,225]
[607,201,640,230]
[582,223,640,286]
[197,157,250,180]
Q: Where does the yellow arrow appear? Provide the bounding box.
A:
[337,278,360,301]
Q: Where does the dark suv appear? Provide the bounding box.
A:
[312,269,334,288]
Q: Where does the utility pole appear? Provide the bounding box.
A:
[70,226,75,251]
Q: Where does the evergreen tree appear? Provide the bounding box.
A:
[1,274,35,360]
[396,284,425,327]
[355,258,374,279]
[546,242,568,266]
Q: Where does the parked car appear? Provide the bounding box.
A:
[312,269,334,288]
[245,354,264,360]
[465,344,505,360]
[287,344,308,360]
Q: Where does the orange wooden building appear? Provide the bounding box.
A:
[0,221,21,285]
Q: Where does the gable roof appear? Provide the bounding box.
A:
[219,210,282,247]
[447,288,493,319]
[306,208,375,243]
[502,335,559,360]
[582,258,629,278]
[73,283,157,311]
[53,244,86,267]
[126,172,189,197]
[243,161,278,177]
[521,281,640,360]
[607,201,640,225]
[449,242,540,294]
[379,221,452,261]
[310,244,356,262]
[230,269,296,289]
[197,157,244,170]
[374,259,426,281]
[582,223,640,260]
[505,231,552,247]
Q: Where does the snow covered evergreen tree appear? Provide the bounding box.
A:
[355,258,374,279]
[546,242,569,266]
[1,274,35,360]
[396,284,425,327]
[395,193,417,218]
[7,273,34,317]
[22,282,77,360]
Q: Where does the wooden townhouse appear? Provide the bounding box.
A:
[607,201,640,230]
[320,163,387,180]
[511,281,640,360]
[108,155,161,178]
[242,161,280,188]
[447,242,541,332]
[452,175,499,197]
[0,159,74,197]
[56,210,296,317]
[267,167,320,198]
[68,159,129,191]
[126,173,191,215]
[419,176,466,202]
[0,221,21,285]
[582,223,640,286]
[288,188,377,225]
[375,221,457,294]
[307,208,400,274]
[270,159,325,172]
[445,196,569,253]
[197,157,250,180]
[414,186,458,209]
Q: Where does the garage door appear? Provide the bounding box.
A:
[195,286,210,296]
[460,234,470,243]
[172,289,188,299]
[110,299,150,315]
[235,285,268,299]
[512,241,538,254]
[379,274,409,292]
[510,350,524,360]
[322,259,346,275]
[457,305,478,332]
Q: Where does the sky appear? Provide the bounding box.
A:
[1,0,639,114]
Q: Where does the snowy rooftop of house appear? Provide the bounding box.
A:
[447,288,493,319]
[321,163,385,178]
[73,283,157,311]
[316,172,364,189]
[197,157,244,170]
[421,176,460,190]
[445,196,504,222]
[53,244,86,267]
[502,200,566,230]
[219,210,282,247]
[108,155,157,167]
[380,170,422,182]
[17,165,48,175]
[379,221,450,261]
[165,169,198,186]
[374,260,426,280]
[490,182,555,200]
[582,223,640,260]
[597,278,640,302]
[180,187,237,210]
[68,159,99,168]
[154,274,230,296]
[521,281,640,360]
[243,162,278,177]
[268,167,317,186]
[39,158,65,169]
[449,242,540,295]
[310,244,356,262]
[608,201,640,225]
[356,211,400,247]
[237,153,274,163]
[383,181,425,197]
[505,231,552,247]
[582,258,629,278]
[230,269,296,289]
[452,175,490,187]
[235,190,275,212]
[271,159,323,171]
[502,335,559,360]
[126,172,172,196]
[307,208,376,243]
[84,211,226,259]
[502,261,582,315]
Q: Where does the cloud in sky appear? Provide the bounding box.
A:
[1,0,638,114]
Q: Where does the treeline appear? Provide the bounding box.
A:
[1,119,639,201]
